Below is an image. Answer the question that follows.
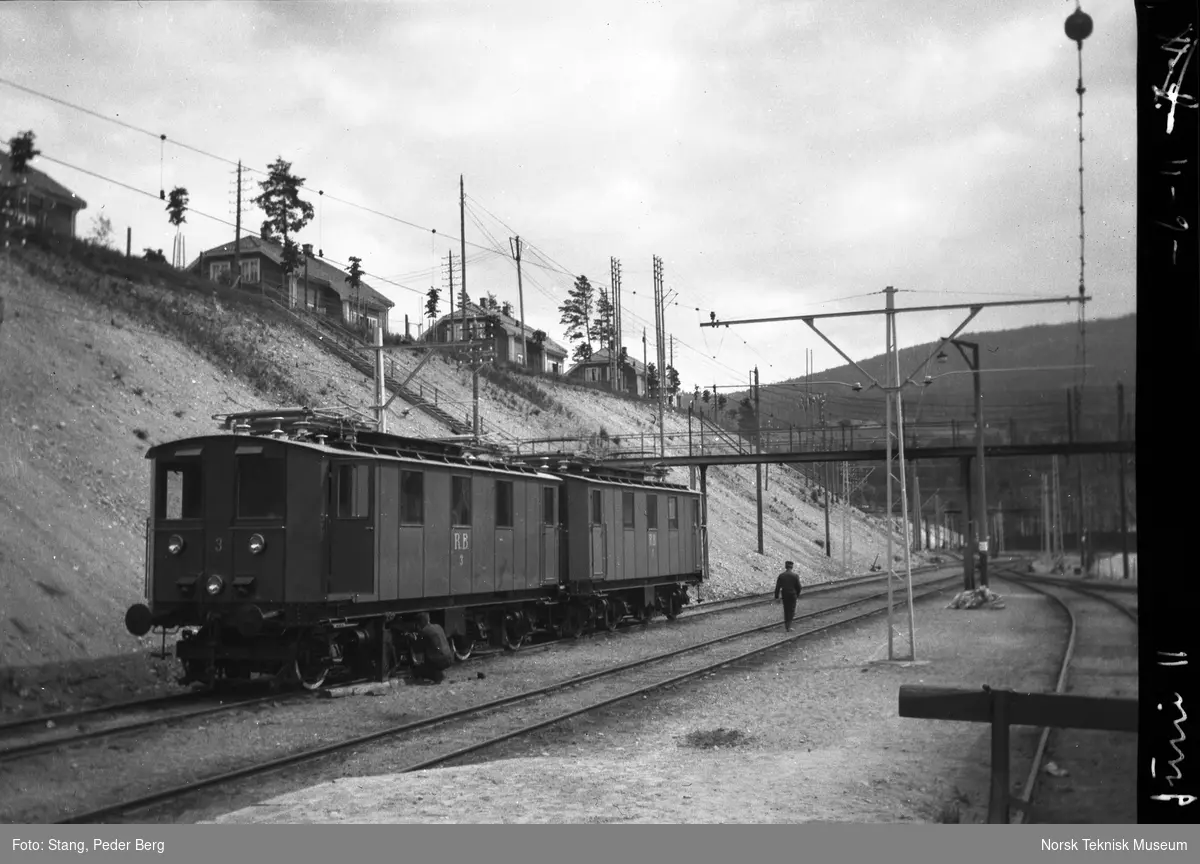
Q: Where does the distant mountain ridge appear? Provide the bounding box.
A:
[722,314,1135,427]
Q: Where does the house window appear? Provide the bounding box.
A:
[668,496,679,529]
[495,480,514,528]
[451,475,472,526]
[209,261,231,282]
[239,259,260,284]
[622,491,635,529]
[400,470,424,524]
[646,494,658,530]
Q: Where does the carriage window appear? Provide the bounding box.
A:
[542,487,556,526]
[157,461,203,520]
[336,464,370,519]
[400,470,424,524]
[591,490,603,525]
[668,496,679,529]
[451,475,472,526]
[496,480,514,528]
[646,494,658,530]
[237,452,287,519]
[622,491,635,529]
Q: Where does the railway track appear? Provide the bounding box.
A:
[990,567,1138,824]
[55,572,965,824]
[0,561,972,782]
[0,689,311,766]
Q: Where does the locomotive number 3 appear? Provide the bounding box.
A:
[214,537,223,552]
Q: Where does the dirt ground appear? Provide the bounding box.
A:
[211,578,1112,824]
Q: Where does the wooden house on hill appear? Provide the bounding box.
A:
[565,348,648,397]
[0,149,88,238]
[422,300,569,375]
[189,236,394,334]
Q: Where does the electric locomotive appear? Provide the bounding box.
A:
[124,407,706,688]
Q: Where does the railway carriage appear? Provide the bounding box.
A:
[125,408,705,688]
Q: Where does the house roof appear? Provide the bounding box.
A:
[190,236,394,309]
[0,150,88,210]
[424,300,569,358]
[566,347,647,376]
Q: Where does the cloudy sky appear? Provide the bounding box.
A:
[1,0,1135,390]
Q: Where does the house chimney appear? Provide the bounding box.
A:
[302,243,313,258]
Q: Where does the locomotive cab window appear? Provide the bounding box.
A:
[668,496,679,529]
[400,470,424,524]
[236,449,287,519]
[542,487,556,526]
[496,480,514,528]
[156,461,203,520]
[451,475,472,526]
[591,490,603,525]
[622,491,635,529]
[646,494,658,530]
[335,464,371,519]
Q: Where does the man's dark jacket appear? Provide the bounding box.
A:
[421,623,454,669]
[775,570,802,599]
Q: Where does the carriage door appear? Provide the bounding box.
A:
[540,486,559,585]
[590,488,607,578]
[646,493,659,576]
[328,461,375,599]
[449,475,473,595]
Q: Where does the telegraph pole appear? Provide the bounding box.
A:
[374,326,386,433]
[754,366,763,554]
[612,257,623,391]
[653,255,665,457]
[447,251,455,340]
[510,235,527,368]
[234,160,242,282]
[459,175,467,341]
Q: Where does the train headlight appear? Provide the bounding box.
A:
[205,574,225,597]
[248,534,266,555]
[167,535,185,556]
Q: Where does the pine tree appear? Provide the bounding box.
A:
[166,187,189,227]
[253,157,314,274]
[7,131,40,172]
[592,284,614,353]
[346,256,364,327]
[558,274,594,361]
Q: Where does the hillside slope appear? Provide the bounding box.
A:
[0,243,934,707]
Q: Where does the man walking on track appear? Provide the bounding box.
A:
[411,612,454,684]
[774,560,803,632]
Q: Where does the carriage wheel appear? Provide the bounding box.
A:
[500,615,526,651]
[601,599,620,632]
[452,633,475,662]
[293,641,332,691]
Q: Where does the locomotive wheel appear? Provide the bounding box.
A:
[452,633,475,661]
[294,641,332,691]
[601,599,620,632]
